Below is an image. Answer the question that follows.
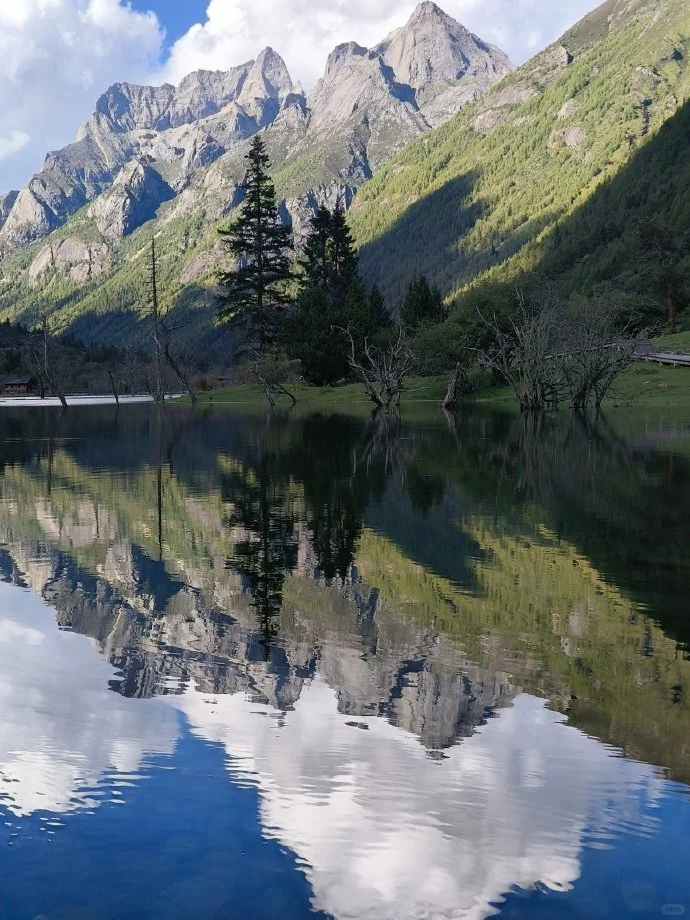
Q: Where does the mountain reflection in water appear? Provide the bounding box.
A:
[0,404,688,920]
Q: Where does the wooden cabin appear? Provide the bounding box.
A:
[1,377,35,395]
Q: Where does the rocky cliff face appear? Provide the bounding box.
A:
[0,2,511,266]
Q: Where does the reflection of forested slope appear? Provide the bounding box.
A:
[0,407,688,780]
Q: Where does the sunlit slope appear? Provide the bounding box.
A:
[350,0,690,303]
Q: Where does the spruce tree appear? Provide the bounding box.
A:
[218,136,294,351]
[401,275,445,329]
[299,200,358,297]
[369,284,391,329]
[329,201,358,293]
[299,206,332,292]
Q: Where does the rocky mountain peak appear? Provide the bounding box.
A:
[324,42,371,79]
[0,191,19,231]
[376,0,513,90]
[410,1,455,25]
[239,47,293,102]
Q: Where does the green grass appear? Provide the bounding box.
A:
[651,331,690,354]
[193,362,690,416]
[194,375,452,413]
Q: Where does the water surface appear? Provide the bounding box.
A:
[0,405,688,920]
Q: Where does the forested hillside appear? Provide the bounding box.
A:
[350,0,690,320]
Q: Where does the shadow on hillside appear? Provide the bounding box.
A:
[533,96,690,292]
[357,172,483,303]
[357,170,566,305]
[63,283,237,364]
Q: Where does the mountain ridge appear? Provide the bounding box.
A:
[0,2,511,257]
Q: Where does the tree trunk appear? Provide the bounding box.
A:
[107,370,120,406]
[442,364,462,411]
[667,282,677,333]
[164,343,197,404]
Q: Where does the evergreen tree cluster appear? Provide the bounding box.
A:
[217,137,395,385]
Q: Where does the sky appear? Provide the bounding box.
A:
[0,0,599,192]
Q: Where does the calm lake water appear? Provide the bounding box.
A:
[0,403,688,920]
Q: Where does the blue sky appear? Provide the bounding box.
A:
[130,0,209,49]
[0,0,599,191]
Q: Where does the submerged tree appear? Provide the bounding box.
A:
[340,324,416,414]
[474,288,642,412]
[217,136,294,352]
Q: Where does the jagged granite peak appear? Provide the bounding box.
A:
[94,81,176,133]
[168,64,254,127]
[324,42,371,78]
[375,0,514,90]
[238,47,294,104]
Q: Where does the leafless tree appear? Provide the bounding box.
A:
[560,294,643,410]
[147,238,199,404]
[25,311,69,408]
[472,288,641,412]
[338,324,416,414]
[473,291,563,411]
[251,350,297,407]
[441,360,475,411]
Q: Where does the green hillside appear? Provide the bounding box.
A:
[350,0,690,316]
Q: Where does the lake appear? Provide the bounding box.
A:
[0,403,688,920]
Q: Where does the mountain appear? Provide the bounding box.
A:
[0,2,511,354]
[349,0,690,308]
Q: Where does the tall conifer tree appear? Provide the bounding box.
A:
[218,136,294,351]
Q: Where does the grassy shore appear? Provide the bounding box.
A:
[195,363,689,413]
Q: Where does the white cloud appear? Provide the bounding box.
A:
[0,0,600,192]
[0,0,163,190]
[0,583,177,818]
[173,682,665,920]
[0,131,30,163]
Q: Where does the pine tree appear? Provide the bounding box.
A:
[369,284,391,329]
[329,201,358,293]
[299,206,332,292]
[218,136,294,351]
[401,275,445,329]
[299,200,358,297]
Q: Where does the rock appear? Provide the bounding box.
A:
[0,191,18,231]
[550,125,587,150]
[558,98,579,119]
[88,161,175,242]
[28,237,109,286]
[179,247,221,284]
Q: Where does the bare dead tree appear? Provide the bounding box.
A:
[441,361,475,411]
[147,239,165,405]
[107,369,120,406]
[560,295,643,410]
[338,324,416,414]
[472,291,563,412]
[251,350,297,407]
[473,288,645,412]
[24,312,69,408]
